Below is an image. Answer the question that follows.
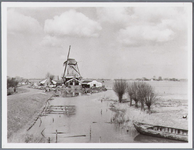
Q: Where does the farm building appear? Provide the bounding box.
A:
[81,80,102,88]
[39,78,57,87]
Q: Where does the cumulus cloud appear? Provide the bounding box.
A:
[118,25,175,46]
[44,10,102,37]
[116,7,187,46]
[7,9,42,34]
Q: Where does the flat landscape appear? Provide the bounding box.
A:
[7,80,188,143]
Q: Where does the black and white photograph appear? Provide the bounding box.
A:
[2,2,192,148]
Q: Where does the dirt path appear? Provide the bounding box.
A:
[8,86,45,98]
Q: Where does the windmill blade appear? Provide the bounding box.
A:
[63,61,67,66]
[63,45,71,77]
[70,65,81,76]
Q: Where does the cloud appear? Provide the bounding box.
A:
[96,7,132,25]
[116,7,187,46]
[41,35,64,48]
[44,9,102,37]
[7,9,42,35]
[118,25,175,46]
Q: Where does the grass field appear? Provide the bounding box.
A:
[7,87,52,140]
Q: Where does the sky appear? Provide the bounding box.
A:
[5,3,191,80]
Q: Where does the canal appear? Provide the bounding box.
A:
[27,90,180,143]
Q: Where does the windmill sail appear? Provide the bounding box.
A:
[63,45,71,77]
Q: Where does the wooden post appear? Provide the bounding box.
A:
[48,137,50,143]
[180,130,183,134]
[99,136,101,143]
[172,129,175,134]
[56,130,58,143]
[90,126,91,140]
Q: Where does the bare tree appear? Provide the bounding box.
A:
[127,82,133,106]
[49,75,54,82]
[131,82,140,108]
[143,84,157,114]
[137,82,148,111]
[113,79,127,103]
[45,72,50,79]
[127,81,157,112]
[45,72,55,84]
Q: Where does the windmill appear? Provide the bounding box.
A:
[62,45,81,86]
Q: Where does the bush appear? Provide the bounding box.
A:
[113,79,127,103]
[7,78,19,93]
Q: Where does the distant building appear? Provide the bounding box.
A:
[81,80,102,88]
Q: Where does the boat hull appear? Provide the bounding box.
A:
[133,122,188,142]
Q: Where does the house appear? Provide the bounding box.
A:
[39,78,57,87]
[81,80,102,88]
[81,80,92,88]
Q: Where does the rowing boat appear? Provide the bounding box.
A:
[133,122,188,142]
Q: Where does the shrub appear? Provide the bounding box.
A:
[7,78,19,92]
[113,79,127,103]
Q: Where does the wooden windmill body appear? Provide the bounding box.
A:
[62,46,81,86]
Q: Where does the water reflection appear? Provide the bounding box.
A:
[60,89,82,97]
[134,134,183,143]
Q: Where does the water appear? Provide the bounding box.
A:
[27,90,183,143]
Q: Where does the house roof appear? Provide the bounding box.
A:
[82,80,92,84]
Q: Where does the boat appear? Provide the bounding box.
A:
[133,122,188,142]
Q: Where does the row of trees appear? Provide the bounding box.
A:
[113,79,157,114]
[7,78,19,92]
